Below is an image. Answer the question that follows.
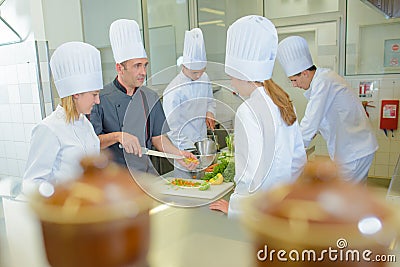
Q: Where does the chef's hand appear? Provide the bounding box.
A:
[120,132,142,156]
[206,111,215,130]
[177,150,198,171]
[209,199,228,214]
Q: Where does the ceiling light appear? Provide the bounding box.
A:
[199,7,225,16]
[198,20,224,26]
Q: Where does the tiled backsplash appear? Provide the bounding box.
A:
[311,76,400,178]
[0,40,52,182]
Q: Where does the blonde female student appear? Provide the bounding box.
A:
[23,42,103,192]
[209,15,307,218]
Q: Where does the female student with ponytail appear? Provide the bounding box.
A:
[209,15,306,218]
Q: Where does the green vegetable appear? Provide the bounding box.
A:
[202,172,215,180]
[222,160,235,183]
[225,134,234,154]
[201,158,229,180]
[199,182,210,191]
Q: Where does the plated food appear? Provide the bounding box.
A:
[167,178,218,191]
[169,178,202,188]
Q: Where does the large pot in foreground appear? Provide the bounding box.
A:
[30,154,151,267]
[242,160,400,267]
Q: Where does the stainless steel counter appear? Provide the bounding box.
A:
[387,154,400,204]
[0,197,253,267]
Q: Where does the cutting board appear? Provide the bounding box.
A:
[159,178,234,199]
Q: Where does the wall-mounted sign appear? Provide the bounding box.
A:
[384,39,400,67]
[359,81,373,98]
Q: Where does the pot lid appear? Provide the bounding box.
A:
[243,160,399,247]
[30,153,151,224]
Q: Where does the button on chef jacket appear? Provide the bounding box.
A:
[23,105,100,184]
[228,87,307,218]
[300,68,378,165]
[163,71,216,149]
[90,78,169,172]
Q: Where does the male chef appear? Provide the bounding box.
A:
[277,36,378,182]
[90,19,197,173]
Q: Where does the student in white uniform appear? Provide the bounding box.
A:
[23,42,103,190]
[209,16,307,218]
[163,28,216,150]
[163,28,216,177]
[277,36,378,183]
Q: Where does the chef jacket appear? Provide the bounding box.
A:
[163,71,216,149]
[228,87,306,218]
[90,78,169,172]
[301,68,378,164]
[23,105,100,184]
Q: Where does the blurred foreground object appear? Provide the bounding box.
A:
[30,153,151,267]
[242,159,400,266]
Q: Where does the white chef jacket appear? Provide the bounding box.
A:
[23,105,100,184]
[228,87,306,218]
[163,71,216,149]
[301,68,378,164]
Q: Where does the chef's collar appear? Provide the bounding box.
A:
[113,77,139,96]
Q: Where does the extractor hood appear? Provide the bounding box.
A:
[0,0,30,46]
[360,0,400,19]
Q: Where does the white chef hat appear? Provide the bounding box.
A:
[182,28,207,70]
[277,36,314,77]
[109,19,147,63]
[225,15,277,81]
[50,42,103,98]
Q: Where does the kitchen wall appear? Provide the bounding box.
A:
[0,0,38,183]
[344,0,400,178]
[0,0,83,186]
[1,0,399,181]
[0,39,40,182]
[345,76,400,178]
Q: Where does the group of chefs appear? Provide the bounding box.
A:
[21,14,378,218]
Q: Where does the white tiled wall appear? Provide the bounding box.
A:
[311,76,400,179]
[0,39,49,182]
[349,76,400,179]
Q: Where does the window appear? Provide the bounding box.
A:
[346,0,400,75]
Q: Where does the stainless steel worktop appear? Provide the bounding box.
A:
[0,197,253,267]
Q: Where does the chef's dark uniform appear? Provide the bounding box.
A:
[90,78,169,173]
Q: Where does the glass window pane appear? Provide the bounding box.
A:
[346,0,400,75]
[265,0,339,19]
[81,0,143,83]
[146,0,189,87]
[198,0,263,80]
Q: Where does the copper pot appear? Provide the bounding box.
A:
[30,154,151,267]
[242,160,400,267]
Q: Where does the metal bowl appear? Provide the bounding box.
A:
[194,139,217,155]
[196,154,217,169]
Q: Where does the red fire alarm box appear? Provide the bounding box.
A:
[380,100,399,130]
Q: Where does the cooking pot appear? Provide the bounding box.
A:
[30,153,151,267]
[242,160,400,267]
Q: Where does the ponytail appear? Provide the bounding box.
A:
[263,79,296,126]
[60,95,79,123]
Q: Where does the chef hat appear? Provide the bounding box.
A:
[225,15,277,81]
[277,36,314,77]
[109,19,147,63]
[182,28,207,70]
[50,42,103,98]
